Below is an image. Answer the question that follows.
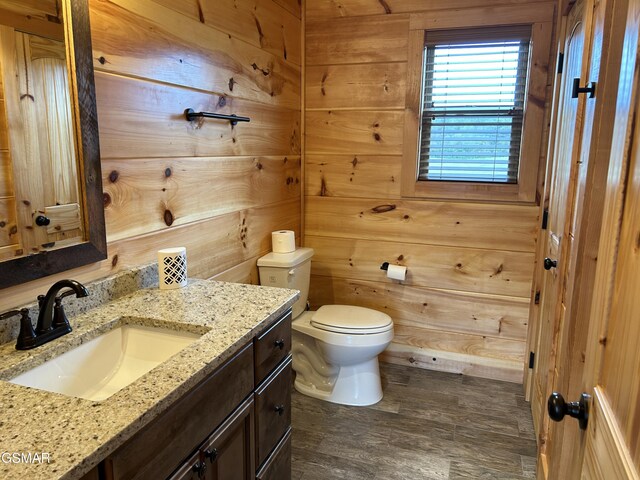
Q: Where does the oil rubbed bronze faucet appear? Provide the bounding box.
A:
[0,279,89,350]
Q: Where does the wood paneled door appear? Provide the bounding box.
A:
[530,0,640,477]
[530,0,593,473]
[580,56,640,475]
[578,0,640,475]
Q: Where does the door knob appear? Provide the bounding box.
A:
[543,257,557,270]
[548,392,590,430]
[35,215,50,227]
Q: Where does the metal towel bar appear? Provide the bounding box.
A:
[184,108,250,125]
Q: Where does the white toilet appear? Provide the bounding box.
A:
[257,247,394,406]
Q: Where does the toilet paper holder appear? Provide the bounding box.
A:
[380,262,407,281]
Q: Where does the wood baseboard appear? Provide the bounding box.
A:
[380,342,524,383]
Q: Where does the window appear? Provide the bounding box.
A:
[402,23,550,203]
[420,28,531,183]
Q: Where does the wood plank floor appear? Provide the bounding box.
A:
[291,362,537,479]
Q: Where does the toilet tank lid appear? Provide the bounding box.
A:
[257,247,314,268]
[312,305,392,330]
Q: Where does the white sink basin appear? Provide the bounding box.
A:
[9,324,201,401]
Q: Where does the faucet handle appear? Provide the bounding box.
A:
[52,298,72,331]
[0,309,37,350]
[16,309,37,350]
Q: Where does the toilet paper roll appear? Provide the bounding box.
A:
[158,247,188,290]
[272,230,296,253]
[386,264,407,281]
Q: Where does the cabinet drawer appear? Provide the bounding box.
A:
[256,428,291,480]
[254,311,291,385]
[106,342,254,480]
[255,355,292,467]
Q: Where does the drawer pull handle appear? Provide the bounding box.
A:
[274,339,285,350]
[192,461,207,477]
[274,404,285,416]
[204,448,218,462]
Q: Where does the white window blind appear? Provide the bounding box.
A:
[419,27,531,184]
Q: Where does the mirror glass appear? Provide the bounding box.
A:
[0,0,106,289]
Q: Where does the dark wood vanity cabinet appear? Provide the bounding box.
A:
[102,310,292,480]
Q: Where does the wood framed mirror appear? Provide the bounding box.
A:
[0,0,106,289]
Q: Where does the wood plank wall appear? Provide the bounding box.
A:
[304,0,556,382]
[0,0,301,310]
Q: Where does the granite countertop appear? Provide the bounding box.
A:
[0,280,298,480]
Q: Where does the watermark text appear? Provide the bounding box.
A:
[1,452,51,464]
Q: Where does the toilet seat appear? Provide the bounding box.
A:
[310,305,393,335]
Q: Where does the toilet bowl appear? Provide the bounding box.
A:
[257,248,395,406]
[292,306,393,406]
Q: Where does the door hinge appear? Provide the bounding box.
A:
[557,52,564,74]
[541,208,549,230]
[529,352,535,369]
[534,290,541,304]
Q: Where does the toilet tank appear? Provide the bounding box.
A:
[257,247,314,319]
